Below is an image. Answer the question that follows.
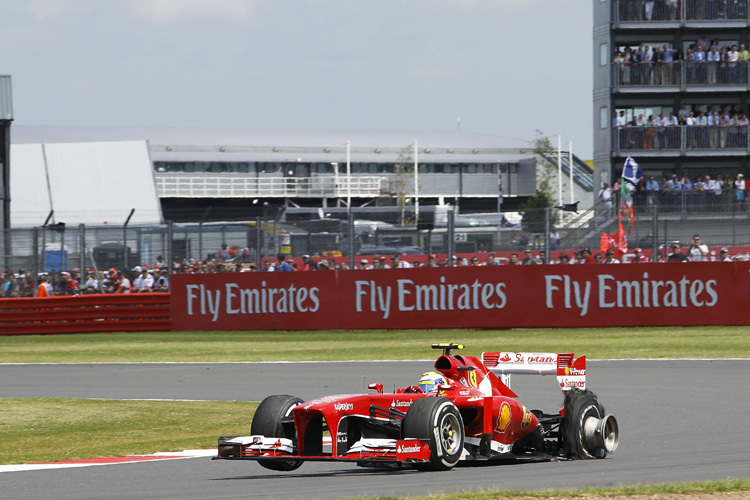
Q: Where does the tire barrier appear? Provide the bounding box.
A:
[0,293,171,335]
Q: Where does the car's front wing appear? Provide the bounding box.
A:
[214,435,431,465]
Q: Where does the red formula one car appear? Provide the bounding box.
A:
[215,343,618,471]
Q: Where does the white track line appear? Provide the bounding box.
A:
[0,449,216,473]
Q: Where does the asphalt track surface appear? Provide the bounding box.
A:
[2,359,749,500]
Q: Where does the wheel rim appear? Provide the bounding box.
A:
[578,404,601,456]
[439,412,461,455]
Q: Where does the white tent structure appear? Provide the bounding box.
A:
[10,141,162,227]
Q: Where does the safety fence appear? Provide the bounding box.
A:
[5,200,750,288]
[0,293,171,335]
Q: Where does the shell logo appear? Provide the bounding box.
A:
[496,402,511,433]
[468,370,478,388]
[521,406,533,429]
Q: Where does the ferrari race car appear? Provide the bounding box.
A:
[215,343,619,471]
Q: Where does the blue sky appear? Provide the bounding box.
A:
[1,0,594,157]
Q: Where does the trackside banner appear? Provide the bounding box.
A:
[170,262,750,330]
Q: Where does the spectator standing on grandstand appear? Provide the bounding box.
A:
[376,257,391,269]
[728,45,739,83]
[470,256,481,266]
[667,174,681,193]
[154,255,168,272]
[117,271,132,293]
[712,174,724,196]
[603,249,620,264]
[521,248,537,265]
[275,253,292,271]
[617,110,627,128]
[427,255,440,267]
[680,173,694,191]
[240,246,256,263]
[688,235,710,261]
[668,244,688,262]
[735,173,746,209]
[486,253,499,266]
[133,268,154,292]
[60,272,78,296]
[358,258,372,270]
[298,255,312,271]
[154,270,170,291]
[36,275,53,297]
[558,253,570,264]
[707,46,720,84]
[3,272,15,297]
[632,248,648,263]
[593,253,604,263]
[579,248,594,264]
[718,248,731,262]
[218,243,236,262]
[537,251,548,265]
[598,183,613,216]
[509,253,519,265]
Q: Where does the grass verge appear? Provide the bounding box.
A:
[1,326,749,363]
[0,398,256,465]
[351,479,750,499]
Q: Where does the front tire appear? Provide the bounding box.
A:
[401,397,464,471]
[251,395,304,471]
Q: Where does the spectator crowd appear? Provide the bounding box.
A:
[4,237,745,298]
[615,103,750,151]
[614,37,750,86]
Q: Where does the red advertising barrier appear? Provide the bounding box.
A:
[170,263,750,331]
[0,294,171,335]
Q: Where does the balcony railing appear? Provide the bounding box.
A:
[616,0,750,22]
[614,125,749,153]
[155,175,386,199]
[629,189,750,218]
[612,61,750,89]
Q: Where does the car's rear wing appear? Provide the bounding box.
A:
[481,352,586,392]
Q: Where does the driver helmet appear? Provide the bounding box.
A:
[418,371,447,394]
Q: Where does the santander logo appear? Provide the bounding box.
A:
[334,403,354,411]
[390,400,413,408]
[398,444,421,453]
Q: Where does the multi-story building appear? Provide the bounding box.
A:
[12,126,593,225]
[593,0,750,189]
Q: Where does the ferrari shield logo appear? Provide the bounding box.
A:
[468,370,477,388]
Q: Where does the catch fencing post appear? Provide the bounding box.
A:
[122,208,135,270]
[447,208,455,264]
[79,224,86,271]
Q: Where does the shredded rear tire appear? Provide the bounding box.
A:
[561,389,607,459]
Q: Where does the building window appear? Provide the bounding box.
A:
[600,106,609,129]
[600,43,608,66]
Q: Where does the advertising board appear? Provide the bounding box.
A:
[170,263,750,330]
